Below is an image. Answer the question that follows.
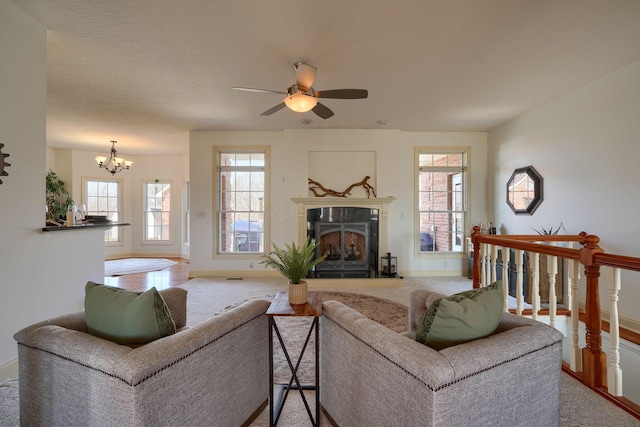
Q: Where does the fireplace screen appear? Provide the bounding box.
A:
[307,207,379,278]
[319,229,367,262]
[315,223,369,277]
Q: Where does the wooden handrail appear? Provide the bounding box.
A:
[486,234,588,243]
[594,253,640,272]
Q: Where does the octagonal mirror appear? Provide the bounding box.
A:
[506,166,543,215]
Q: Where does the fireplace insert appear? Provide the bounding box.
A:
[307,207,379,278]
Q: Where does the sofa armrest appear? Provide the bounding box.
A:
[116,298,270,383]
[440,312,564,378]
[14,310,88,338]
[322,300,455,388]
[159,287,187,328]
[408,289,448,332]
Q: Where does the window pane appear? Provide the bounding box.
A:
[250,153,265,166]
[251,171,264,191]
[250,192,264,211]
[419,154,433,167]
[234,192,250,211]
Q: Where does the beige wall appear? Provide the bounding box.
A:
[487,59,640,325]
[189,129,488,277]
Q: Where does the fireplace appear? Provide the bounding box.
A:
[307,207,378,278]
[291,197,396,279]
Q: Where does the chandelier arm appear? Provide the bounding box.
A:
[96,140,132,175]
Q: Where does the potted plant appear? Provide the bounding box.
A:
[46,170,74,225]
[531,222,563,235]
[261,237,326,304]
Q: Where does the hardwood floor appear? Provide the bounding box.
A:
[103,257,191,292]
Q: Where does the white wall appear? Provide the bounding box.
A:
[47,148,190,259]
[487,59,640,323]
[0,1,105,379]
[189,129,487,277]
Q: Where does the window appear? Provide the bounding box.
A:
[144,181,171,242]
[215,148,268,255]
[85,179,122,244]
[417,150,468,253]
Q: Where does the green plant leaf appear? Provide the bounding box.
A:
[261,237,327,284]
[46,170,74,220]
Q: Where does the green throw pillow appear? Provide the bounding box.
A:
[85,281,176,346]
[415,281,504,350]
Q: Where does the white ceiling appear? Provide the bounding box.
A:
[10,0,640,156]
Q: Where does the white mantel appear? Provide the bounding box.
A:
[291,196,396,256]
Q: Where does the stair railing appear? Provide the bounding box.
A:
[470,228,595,387]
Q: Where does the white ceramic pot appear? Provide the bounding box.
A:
[288,281,308,305]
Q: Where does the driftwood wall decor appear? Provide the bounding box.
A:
[308,176,377,198]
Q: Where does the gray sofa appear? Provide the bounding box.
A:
[320,289,564,427]
[14,288,270,427]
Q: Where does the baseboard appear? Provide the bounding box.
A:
[188,270,283,279]
[402,269,467,277]
[0,358,18,381]
[321,405,339,427]
[240,399,268,427]
[107,254,187,260]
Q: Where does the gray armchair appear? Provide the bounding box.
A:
[320,289,564,427]
[14,288,270,427]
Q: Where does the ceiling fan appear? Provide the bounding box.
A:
[233,62,368,119]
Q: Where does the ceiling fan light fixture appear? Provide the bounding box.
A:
[284,93,318,113]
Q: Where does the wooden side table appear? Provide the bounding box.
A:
[266,291,322,427]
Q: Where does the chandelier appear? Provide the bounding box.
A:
[95,140,133,175]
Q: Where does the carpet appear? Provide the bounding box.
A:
[104,258,177,276]
[0,374,18,426]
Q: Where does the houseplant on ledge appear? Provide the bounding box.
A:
[46,170,74,225]
[261,238,326,304]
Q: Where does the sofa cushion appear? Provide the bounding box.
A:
[415,281,504,350]
[85,281,176,346]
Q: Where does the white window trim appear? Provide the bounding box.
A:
[213,146,270,258]
[142,179,174,245]
[82,176,124,247]
[184,180,191,247]
[414,146,470,256]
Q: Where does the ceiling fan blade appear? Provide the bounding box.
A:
[314,89,368,99]
[294,62,317,91]
[260,102,286,116]
[312,102,334,119]
[233,87,286,95]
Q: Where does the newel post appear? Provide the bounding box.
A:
[580,234,606,389]
[471,226,481,289]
